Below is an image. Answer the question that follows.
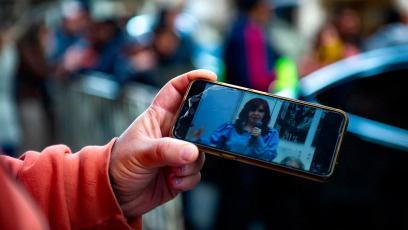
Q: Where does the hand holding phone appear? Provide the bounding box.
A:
[171,80,348,182]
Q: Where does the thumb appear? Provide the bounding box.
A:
[141,137,199,169]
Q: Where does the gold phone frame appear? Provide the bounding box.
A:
[170,80,349,182]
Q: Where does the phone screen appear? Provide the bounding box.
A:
[172,80,348,180]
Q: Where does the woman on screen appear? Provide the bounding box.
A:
[191,98,279,161]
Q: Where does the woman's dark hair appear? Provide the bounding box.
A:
[235,98,271,135]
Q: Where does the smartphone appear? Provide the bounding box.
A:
[170,80,348,182]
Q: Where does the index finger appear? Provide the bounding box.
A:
[150,69,217,135]
[152,69,217,114]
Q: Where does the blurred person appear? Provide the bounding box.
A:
[15,21,54,153]
[56,18,127,80]
[197,1,282,229]
[0,69,217,230]
[297,22,357,77]
[266,4,302,98]
[224,0,280,93]
[86,19,127,76]
[298,7,362,78]
[364,7,408,51]
[47,1,91,67]
[151,8,195,87]
[189,98,279,162]
[0,24,21,157]
[114,40,158,86]
[117,8,195,88]
[113,42,152,85]
[333,7,362,55]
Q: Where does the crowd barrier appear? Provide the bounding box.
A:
[52,73,184,230]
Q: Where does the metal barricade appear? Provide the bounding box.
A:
[52,73,184,230]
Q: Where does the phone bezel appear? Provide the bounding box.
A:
[170,80,349,182]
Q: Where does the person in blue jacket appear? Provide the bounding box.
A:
[191,97,279,162]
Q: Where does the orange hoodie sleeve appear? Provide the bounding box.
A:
[0,139,140,230]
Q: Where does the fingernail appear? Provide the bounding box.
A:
[181,145,195,162]
[180,165,188,173]
[170,173,182,185]
[174,176,182,185]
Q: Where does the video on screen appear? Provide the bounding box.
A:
[184,83,337,173]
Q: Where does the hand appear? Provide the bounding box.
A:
[109,70,217,225]
[251,127,262,138]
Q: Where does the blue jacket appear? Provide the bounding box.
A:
[200,121,278,161]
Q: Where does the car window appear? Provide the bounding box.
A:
[316,69,407,130]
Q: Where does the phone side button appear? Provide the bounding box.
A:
[220,154,237,160]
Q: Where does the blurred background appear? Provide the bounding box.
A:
[1,0,408,229]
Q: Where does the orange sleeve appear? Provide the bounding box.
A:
[0,139,140,230]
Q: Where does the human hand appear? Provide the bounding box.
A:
[109,70,217,225]
[251,127,262,138]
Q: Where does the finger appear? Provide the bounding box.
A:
[152,69,217,115]
[168,172,202,191]
[171,152,205,176]
[140,137,200,169]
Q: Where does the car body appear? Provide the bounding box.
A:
[293,45,408,229]
[299,45,408,152]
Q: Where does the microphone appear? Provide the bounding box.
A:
[248,121,262,146]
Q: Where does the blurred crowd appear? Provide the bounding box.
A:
[0,0,197,157]
[49,2,195,87]
[298,4,408,77]
[1,0,408,229]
